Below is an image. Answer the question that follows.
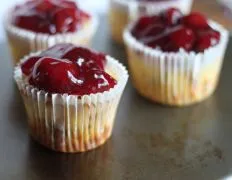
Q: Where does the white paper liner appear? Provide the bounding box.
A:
[123,20,229,106]
[4,8,98,64]
[14,52,128,153]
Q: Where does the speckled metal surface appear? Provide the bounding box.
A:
[0,17,232,180]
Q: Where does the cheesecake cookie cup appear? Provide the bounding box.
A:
[4,0,98,65]
[124,11,229,106]
[109,0,193,43]
[14,44,128,152]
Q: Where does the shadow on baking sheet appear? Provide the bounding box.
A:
[27,137,114,180]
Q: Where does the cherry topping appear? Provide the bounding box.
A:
[162,8,183,26]
[146,35,169,50]
[21,56,41,76]
[74,70,117,95]
[52,8,77,33]
[182,12,209,29]
[38,44,106,70]
[21,44,116,95]
[13,0,90,34]
[131,8,221,53]
[62,47,106,70]
[35,0,54,12]
[168,26,195,52]
[132,16,159,37]
[30,57,81,94]
[137,23,166,40]
[195,29,221,52]
[13,12,48,33]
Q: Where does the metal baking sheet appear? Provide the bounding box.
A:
[0,17,232,180]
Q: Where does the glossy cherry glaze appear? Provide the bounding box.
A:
[131,8,221,52]
[12,0,90,34]
[21,44,117,95]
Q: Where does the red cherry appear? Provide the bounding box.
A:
[162,8,183,26]
[14,12,45,32]
[30,57,81,94]
[21,56,41,76]
[35,0,54,12]
[74,70,117,95]
[195,29,221,52]
[132,16,160,36]
[147,35,169,50]
[182,12,209,29]
[136,16,155,29]
[62,46,106,70]
[52,8,77,33]
[168,26,196,52]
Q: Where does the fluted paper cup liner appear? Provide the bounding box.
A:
[4,9,98,65]
[14,53,128,153]
[109,0,193,43]
[123,20,229,106]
